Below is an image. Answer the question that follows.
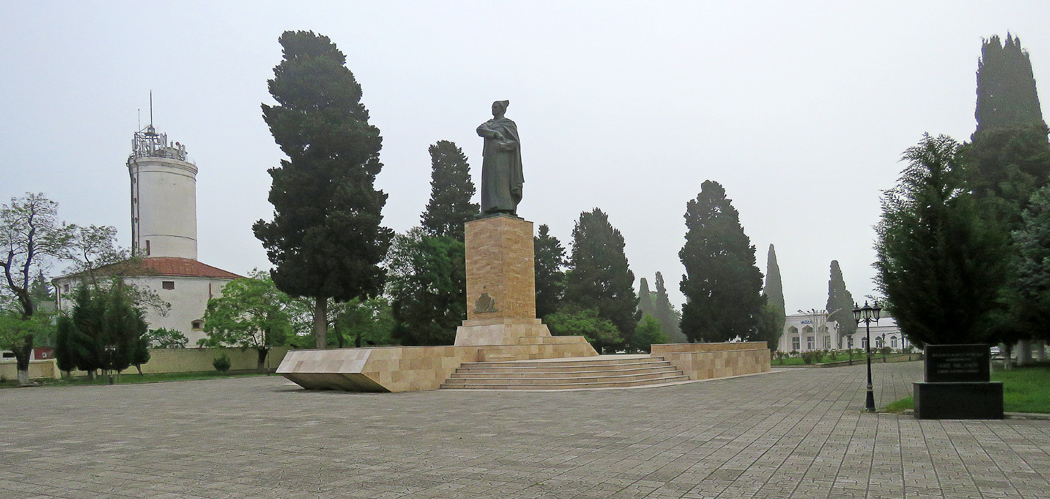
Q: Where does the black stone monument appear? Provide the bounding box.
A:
[913,344,1003,419]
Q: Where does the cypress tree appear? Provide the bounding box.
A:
[679,181,764,343]
[253,31,394,348]
[420,140,479,240]
[757,245,786,350]
[638,278,655,318]
[534,224,566,320]
[825,260,857,343]
[652,272,685,343]
[976,34,1044,133]
[964,34,1050,355]
[564,209,639,348]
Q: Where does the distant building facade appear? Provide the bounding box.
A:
[777,311,911,353]
[54,124,241,346]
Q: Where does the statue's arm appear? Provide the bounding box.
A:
[477,122,504,140]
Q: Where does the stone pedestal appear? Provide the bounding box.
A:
[454,215,561,348]
[914,344,1003,419]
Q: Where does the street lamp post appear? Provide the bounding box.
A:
[104,344,117,385]
[853,301,882,412]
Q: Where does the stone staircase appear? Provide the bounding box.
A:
[440,354,691,390]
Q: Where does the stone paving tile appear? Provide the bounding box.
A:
[1,361,1048,498]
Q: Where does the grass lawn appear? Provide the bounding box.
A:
[883,364,1050,414]
[1,370,269,389]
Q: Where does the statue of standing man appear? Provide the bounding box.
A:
[477,100,523,216]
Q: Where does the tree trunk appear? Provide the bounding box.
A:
[314,298,327,350]
[256,346,269,373]
[1035,341,1046,362]
[1016,339,1032,366]
[1003,343,1014,371]
[12,334,33,387]
[135,364,144,376]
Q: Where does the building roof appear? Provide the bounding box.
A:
[56,257,242,281]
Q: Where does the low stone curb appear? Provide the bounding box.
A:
[898,409,1049,420]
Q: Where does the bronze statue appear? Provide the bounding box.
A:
[476,100,523,215]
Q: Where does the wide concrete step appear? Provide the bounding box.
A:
[455,363,676,373]
[451,366,682,380]
[442,355,689,390]
[458,355,661,370]
[440,373,690,390]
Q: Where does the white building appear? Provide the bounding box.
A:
[777,311,911,353]
[55,124,241,346]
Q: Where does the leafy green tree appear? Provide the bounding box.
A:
[145,327,188,349]
[0,193,74,385]
[420,140,479,240]
[67,224,128,288]
[544,305,621,351]
[976,34,1044,133]
[1005,186,1050,344]
[201,271,293,371]
[633,313,669,353]
[334,297,396,348]
[825,260,857,342]
[679,181,764,343]
[876,134,1009,346]
[757,245,786,350]
[564,209,639,349]
[652,272,685,343]
[386,229,466,346]
[534,224,566,320]
[253,30,394,349]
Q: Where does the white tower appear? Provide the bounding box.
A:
[127,124,198,260]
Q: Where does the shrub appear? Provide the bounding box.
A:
[801,351,822,364]
[212,352,231,373]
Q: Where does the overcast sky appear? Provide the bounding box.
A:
[3,1,1049,315]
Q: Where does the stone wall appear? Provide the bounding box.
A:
[651,342,771,380]
[0,359,61,380]
[2,347,293,379]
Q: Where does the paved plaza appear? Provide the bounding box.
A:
[2,361,1048,499]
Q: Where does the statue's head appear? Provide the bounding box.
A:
[491,100,509,117]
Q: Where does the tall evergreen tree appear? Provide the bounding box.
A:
[976,34,1044,133]
[679,181,764,342]
[534,224,566,320]
[756,245,786,350]
[564,209,639,348]
[652,272,685,343]
[101,285,149,374]
[253,31,393,349]
[825,260,857,343]
[638,278,655,318]
[964,34,1050,356]
[420,140,479,240]
[876,134,1009,346]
